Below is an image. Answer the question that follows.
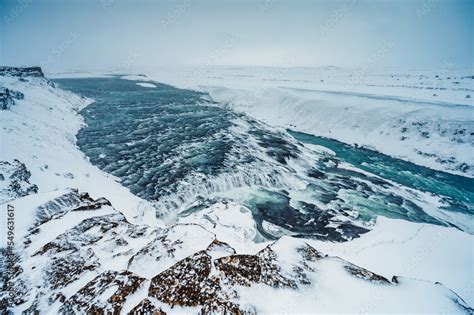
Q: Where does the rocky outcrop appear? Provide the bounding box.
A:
[0,66,44,78]
[0,160,38,203]
[148,250,240,313]
[129,298,166,314]
[0,87,24,110]
[33,191,100,226]
[60,270,146,314]
[1,190,472,314]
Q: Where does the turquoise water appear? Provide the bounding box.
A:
[288,130,474,216]
[55,77,474,240]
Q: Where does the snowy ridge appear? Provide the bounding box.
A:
[1,72,473,313]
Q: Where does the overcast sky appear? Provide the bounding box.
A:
[1,0,472,72]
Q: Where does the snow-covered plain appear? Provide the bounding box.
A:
[129,66,474,177]
[1,70,473,313]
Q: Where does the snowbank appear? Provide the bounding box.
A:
[309,216,474,306]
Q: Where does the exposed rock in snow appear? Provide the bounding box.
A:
[0,66,44,78]
[0,87,24,110]
[1,71,473,314]
[0,160,38,204]
[127,224,216,279]
[129,298,166,314]
[60,270,146,314]
[0,88,14,110]
[1,190,472,314]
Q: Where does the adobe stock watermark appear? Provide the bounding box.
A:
[40,32,80,71]
[3,0,32,25]
[249,55,297,105]
[258,0,278,15]
[185,33,240,86]
[416,0,439,19]
[410,60,455,101]
[5,204,15,247]
[101,0,115,9]
[344,39,395,90]
[320,0,357,35]
[161,0,192,30]
[358,227,449,314]
[109,51,141,74]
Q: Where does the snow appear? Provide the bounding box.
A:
[136,82,156,88]
[0,189,68,246]
[1,71,473,313]
[237,273,466,314]
[133,66,474,177]
[178,202,474,309]
[237,236,470,314]
[178,202,265,254]
[308,216,474,306]
[120,75,148,81]
[127,224,215,278]
[26,205,116,255]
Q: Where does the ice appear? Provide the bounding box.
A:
[136,82,157,88]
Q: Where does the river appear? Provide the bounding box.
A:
[54,77,474,240]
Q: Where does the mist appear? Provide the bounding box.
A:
[1,0,472,73]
